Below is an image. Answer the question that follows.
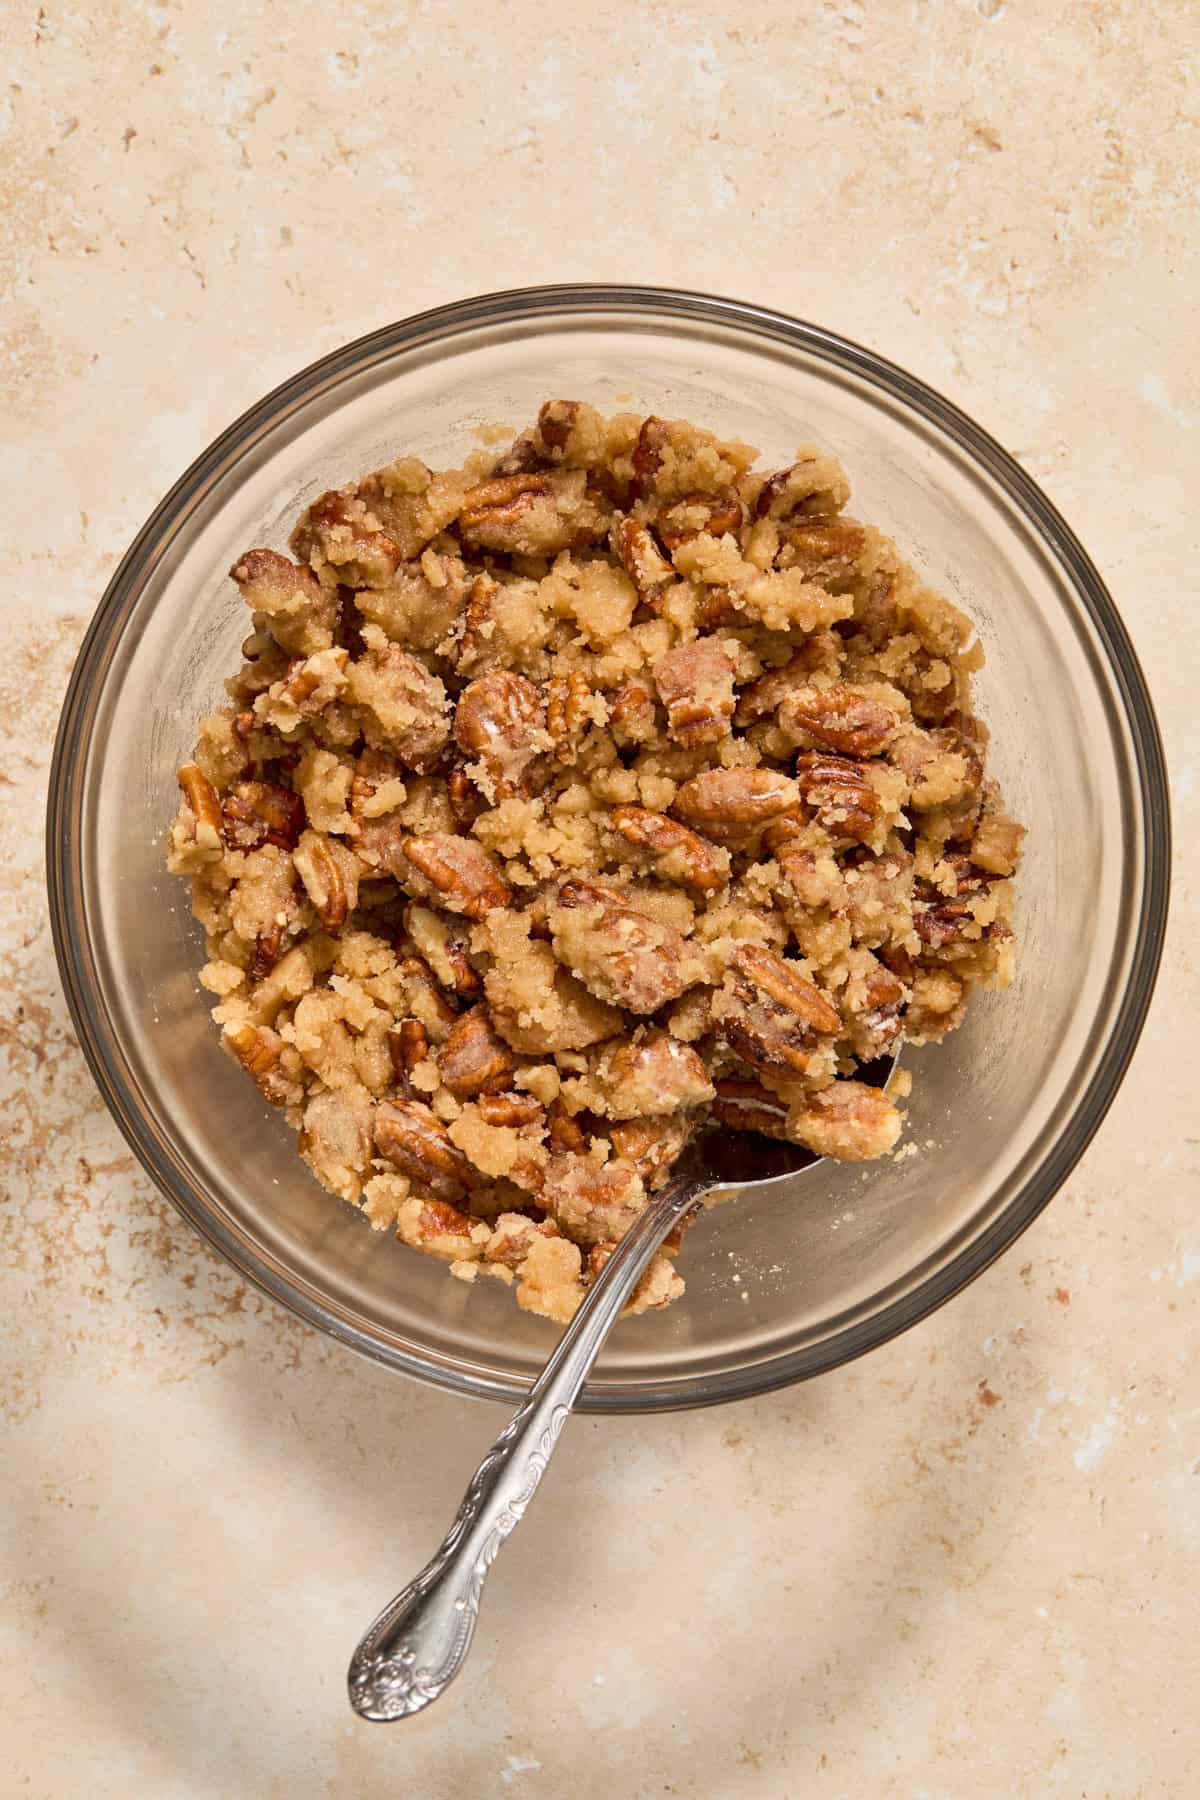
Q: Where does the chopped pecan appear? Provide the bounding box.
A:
[403,903,481,997]
[841,956,906,1061]
[347,644,450,772]
[401,834,513,919]
[396,1195,485,1260]
[292,830,353,928]
[913,857,999,949]
[654,637,737,747]
[493,433,549,476]
[609,805,730,892]
[545,672,591,765]
[611,516,675,601]
[476,1093,545,1129]
[794,752,879,842]
[787,1081,902,1161]
[753,456,849,522]
[399,955,460,1039]
[969,813,1025,877]
[656,490,744,552]
[229,548,337,655]
[552,881,694,1015]
[453,672,545,800]
[778,684,898,757]
[455,570,500,674]
[247,922,285,984]
[629,415,670,499]
[290,490,402,589]
[263,647,349,722]
[373,1098,477,1201]
[483,1210,562,1271]
[601,1031,715,1118]
[447,765,487,829]
[672,767,800,847]
[539,1152,645,1246]
[608,678,658,748]
[547,1099,588,1153]
[437,1004,516,1097]
[733,638,842,725]
[176,764,224,853]
[456,470,608,556]
[887,724,982,812]
[221,780,306,851]
[387,1018,428,1089]
[777,516,866,582]
[710,1078,792,1139]
[536,398,582,452]
[607,1116,690,1187]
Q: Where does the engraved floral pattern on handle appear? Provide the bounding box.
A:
[348,1400,571,1720]
[347,1165,710,1721]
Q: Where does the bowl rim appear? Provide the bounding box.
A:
[46,282,1171,1412]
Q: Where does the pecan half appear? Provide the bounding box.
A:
[710,1078,793,1139]
[656,490,744,552]
[223,1020,294,1107]
[717,945,840,1077]
[396,1195,485,1260]
[401,834,513,919]
[403,903,481,997]
[552,880,695,1015]
[454,672,545,800]
[456,471,607,556]
[778,684,898,757]
[221,780,306,851]
[609,805,730,893]
[794,752,879,842]
[545,672,591,766]
[672,767,800,846]
[611,516,675,601]
[437,1004,516,1097]
[292,831,352,928]
[733,638,841,725]
[373,1098,477,1201]
[654,636,737,747]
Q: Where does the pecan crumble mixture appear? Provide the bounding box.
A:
[167,401,1025,1323]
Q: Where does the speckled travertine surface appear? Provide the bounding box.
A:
[3,3,1197,1794]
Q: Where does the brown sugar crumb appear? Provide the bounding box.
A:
[167,400,1024,1321]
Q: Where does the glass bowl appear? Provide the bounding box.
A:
[47,285,1169,1412]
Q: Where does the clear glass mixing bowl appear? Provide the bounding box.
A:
[46,285,1169,1412]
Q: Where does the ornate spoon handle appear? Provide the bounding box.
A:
[347,1168,708,1721]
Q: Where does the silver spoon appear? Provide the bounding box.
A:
[347,1124,819,1721]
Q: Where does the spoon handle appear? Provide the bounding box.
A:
[347,1168,708,1721]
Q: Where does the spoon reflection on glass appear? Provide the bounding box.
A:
[346,1121,824,1722]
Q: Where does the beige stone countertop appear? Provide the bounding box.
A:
[3,2,1196,1794]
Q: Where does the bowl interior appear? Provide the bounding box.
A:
[52,295,1164,1408]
